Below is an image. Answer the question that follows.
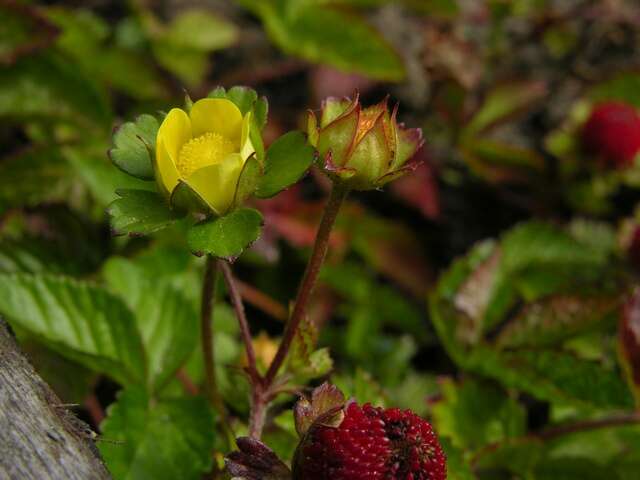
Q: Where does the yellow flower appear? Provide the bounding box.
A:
[155,98,255,215]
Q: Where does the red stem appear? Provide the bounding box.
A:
[264,184,348,386]
[219,260,260,383]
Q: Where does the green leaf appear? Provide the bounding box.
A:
[162,9,237,51]
[109,114,159,179]
[496,294,620,349]
[440,439,477,480]
[469,347,634,409]
[0,52,111,128]
[103,257,199,393]
[0,273,145,385]
[187,207,263,259]
[287,315,333,383]
[46,7,168,100]
[245,2,405,81]
[151,9,237,87]
[108,189,181,236]
[534,458,621,480]
[256,131,315,198]
[432,378,526,451]
[465,81,547,135]
[588,72,640,108]
[0,146,73,213]
[99,387,215,480]
[64,142,154,207]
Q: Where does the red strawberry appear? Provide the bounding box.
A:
[582,101,640,168]
[293,402,446,480]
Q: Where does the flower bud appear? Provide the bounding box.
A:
[155,98,255,215]
[308,94,424,190]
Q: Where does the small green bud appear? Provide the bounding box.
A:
[307,94,424,190]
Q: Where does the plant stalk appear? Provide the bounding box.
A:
[219,259,260,383]
[264,184,348,386]
[200,256,233,444]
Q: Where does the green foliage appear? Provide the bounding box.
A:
[187,207,264,259]
[99,387,215,480]
[0,52,111,127]
[108,189,182,236]
[151,9,238,87]
[256,131,315,198]
[241,0,405,81]
[432,378,526,451]
[109,114,159,180]
[103,257,199,393]
[0,273,145,385]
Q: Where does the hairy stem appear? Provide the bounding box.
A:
[219,260,259,382]
[200,257,233,444]
[264,184,348,386]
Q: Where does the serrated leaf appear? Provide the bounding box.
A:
[108,189,181,236]
[103,257,199,393]
[187,207,263,259]
[109,114,159,179]
[294,383,346,437]
[246,3,405,81]
[432,378,526,451]
[469,347,634,409]
[256,131,315,198]
[0,273,145,385]
[234,155,262,206]
[620,288,640,406]
[99,387,215,480]
[497,294,620,349]
[287,312,333,383]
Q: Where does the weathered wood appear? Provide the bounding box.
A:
[0,318,111,480]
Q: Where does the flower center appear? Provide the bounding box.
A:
[177,132,236,178]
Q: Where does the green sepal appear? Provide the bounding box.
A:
[187,207,264,260]
[170,180,211,215]
[256,131,315,198]
[233,154,263,207]
[108,114,159,180]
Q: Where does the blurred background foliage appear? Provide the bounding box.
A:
[2,0,640,479]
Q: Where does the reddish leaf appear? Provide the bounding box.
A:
[226,437,292,480]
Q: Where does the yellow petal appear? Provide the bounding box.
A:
[189,98,243,146]
[240,112,255,160]
[155,136,181,195]
[185,153,244,215]
[157,108,192,167]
